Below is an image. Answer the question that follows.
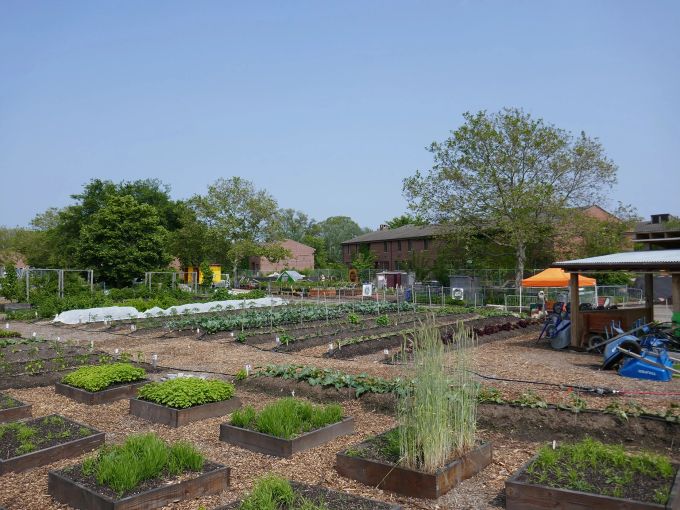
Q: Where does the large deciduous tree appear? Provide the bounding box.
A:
[275,209,316,242]
[315,216,368,263]
[190,177,281,280]
[76,195,171,286]
[403,108,618,286]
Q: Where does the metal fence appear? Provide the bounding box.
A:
[502,285,644,312]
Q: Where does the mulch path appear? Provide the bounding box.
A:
[0,316,677,509]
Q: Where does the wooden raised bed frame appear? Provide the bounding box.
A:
[220,417,354,457]
[505,455,680,510]
[129,397,242,428]
[335,441,492,499]
[0,419,105,475]
[0,401,32,423]
[49,464,230,510]
[55,380,149,405]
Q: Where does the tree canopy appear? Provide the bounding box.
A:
[76,195,171,286]
[403,108,618,286]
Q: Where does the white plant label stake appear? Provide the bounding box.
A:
[5,323,9,329]
[328,343,334,353]
[275,336,281,346]
[152,353,158,368]
[114,348,119,359]
[245,364,252,376]
[89,340,94,351]
[32,332,37,338]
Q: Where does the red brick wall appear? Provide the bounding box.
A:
[250,239,315,272]
[343,238,441,271]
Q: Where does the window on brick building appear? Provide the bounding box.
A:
[423,238,429,250]
[408,239,413,251]
[383,241,388,252]
[397,240,402,251]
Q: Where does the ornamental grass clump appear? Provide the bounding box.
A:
[137,377,235,409]
[398,318,478,472]
[81,432,204,497]
[231,398,343,439]
[239,474,328,510]
[62,363,146,392]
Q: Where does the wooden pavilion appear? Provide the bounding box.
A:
[552,249,680,347]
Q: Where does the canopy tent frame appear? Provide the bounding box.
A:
[552,249,680,347]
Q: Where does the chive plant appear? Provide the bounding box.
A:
[398,317,478,472]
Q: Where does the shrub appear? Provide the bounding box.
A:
[137,377,235,409]
[62,363,146,392]
[81,432,204,497]
[230,397,343,439]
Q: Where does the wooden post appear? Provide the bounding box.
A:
[672,274,680,316]
[644,273,654,322]
[569,273,581,347]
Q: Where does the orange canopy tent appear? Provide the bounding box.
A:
[521,268,596,287]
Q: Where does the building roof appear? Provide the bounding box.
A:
[634,215,680,234]
[342,224,441,244]
[552,249,680,272]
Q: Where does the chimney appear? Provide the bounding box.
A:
[379,224,389,231]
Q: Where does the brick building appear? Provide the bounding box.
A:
[633,213,680,249]
[249,239,315,273]
[341,224,442,271]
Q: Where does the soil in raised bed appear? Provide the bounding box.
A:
[221,480,398,510]
[516,454,677,504]
[0,393,22,410]
[0,415,95,460]
[56,460,224,500]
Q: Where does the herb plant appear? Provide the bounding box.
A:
[239,474,328,510]
[81,433,204,497]
[137,377,235,408]
[526,437,675,503]
[230,398,343,439]
[62,363,146,392]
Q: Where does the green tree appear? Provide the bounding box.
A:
[275,209,316,242]
[316,216,368,263]
[0,262,19,302]
[403,108,618,287]
[199,261,214,287]
[170,204,209,267]
[301,234,328,268]
[76,196,171,286]
[384,214,425,229]
[190,177,280,267]
[351,247,376,272]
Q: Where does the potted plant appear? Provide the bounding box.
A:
[335,319,491,499]
[129,376,240,427]
[220,397,354,457]
[505,437,680,509]
[49,432,229,510]
[56,362,148,405]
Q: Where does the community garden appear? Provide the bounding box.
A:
[0,297,677,510]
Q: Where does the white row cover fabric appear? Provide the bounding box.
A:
[53,297,289,325]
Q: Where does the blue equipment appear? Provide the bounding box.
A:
[601,325,680,382]
[618,349,675,382]
[537,302,572,349]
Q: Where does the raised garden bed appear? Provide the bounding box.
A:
[130,397,242,427]
[0,392,32,423]
[56,380,149,405]
[505,438,680,509]
[0,415,104,474]
[56,362,149,405]
[222,477,400,510]
[220,398,353,457]
[49,433,229,510]
[335,430,493,499]
[130,377,240,427]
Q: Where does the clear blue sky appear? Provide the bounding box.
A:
[1,1,678,230]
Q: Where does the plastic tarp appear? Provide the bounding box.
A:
[521,268,596,288]
[53,297,289,325]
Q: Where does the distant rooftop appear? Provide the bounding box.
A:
[633,213,680,248]
[342,224,442,244]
